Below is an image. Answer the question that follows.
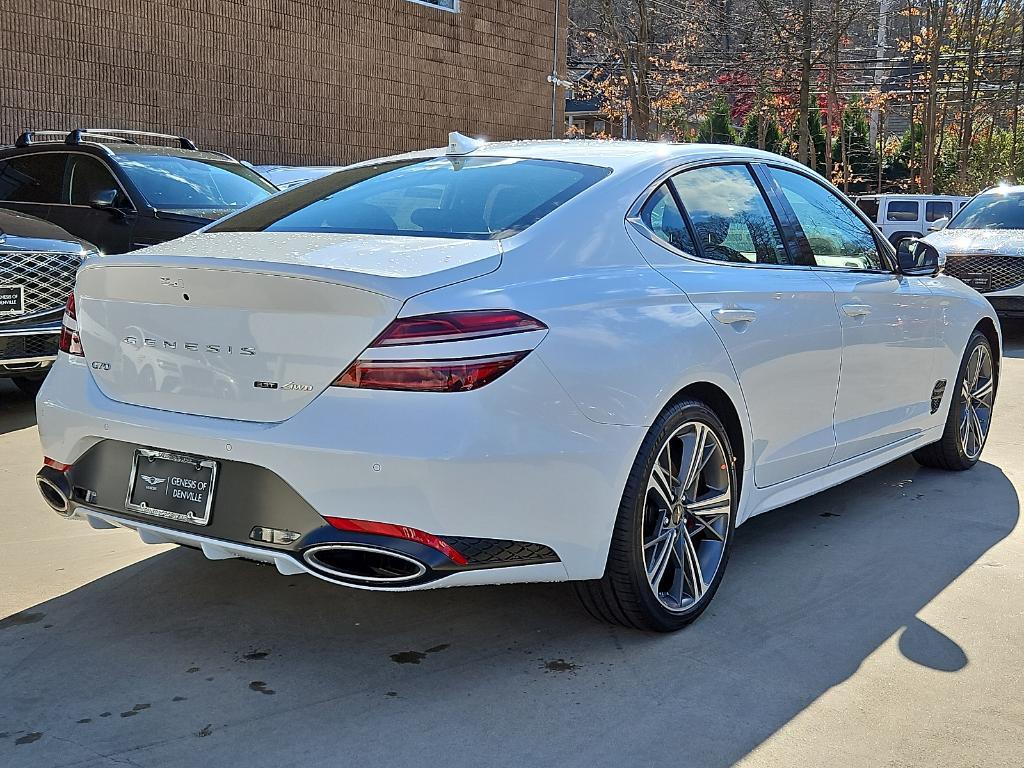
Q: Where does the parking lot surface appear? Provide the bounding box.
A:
[2,325,1023,767]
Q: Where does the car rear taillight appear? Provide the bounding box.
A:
[333,310,545,393]
[43,457,72,472]
[372,310,546,346]
[58,293,84,357]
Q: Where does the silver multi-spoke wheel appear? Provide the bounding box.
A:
[642,421,731,612]
[959,344,994,460]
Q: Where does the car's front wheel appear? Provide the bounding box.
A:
[575,400,737,632]
[913,329,996,471]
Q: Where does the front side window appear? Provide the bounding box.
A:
[212,157,609,240]
[0,154,66,203]
[118,154,275,212]
[926,200,953,222]
[67,155,131,208]
[886,200,919,222]
[771,167,882,271]
[639,184,697,255]
[948,189,1024,230]
[670,165,791,265]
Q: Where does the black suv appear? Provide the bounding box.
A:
[0,207,96,394]
[0,129,277,254]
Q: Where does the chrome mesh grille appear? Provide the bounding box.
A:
[944,252,1024,293]
[0,251,82,315]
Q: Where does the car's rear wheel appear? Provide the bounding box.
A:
[913,330,996,471]
[575,400,737,632]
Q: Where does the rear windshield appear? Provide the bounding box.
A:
[949,189,1024,230]
[210,156,610,240]
[119,155,276,211]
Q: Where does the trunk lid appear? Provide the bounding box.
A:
[75,233,501,422]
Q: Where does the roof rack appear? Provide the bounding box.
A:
[14,129,197,151]
[85,129,197,150]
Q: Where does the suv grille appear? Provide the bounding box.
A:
[0,251,82,316]
[944,252,1024,293]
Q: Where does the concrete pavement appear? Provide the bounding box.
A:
[1,325,1023,767]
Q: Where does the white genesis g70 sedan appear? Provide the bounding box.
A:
[35,136,1001,631]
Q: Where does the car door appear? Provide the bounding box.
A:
[627,162,843,488]
[764,165,939,464]
[0,152,66,222]
[50,154,136,253]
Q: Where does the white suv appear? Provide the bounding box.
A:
[855,194,972,246]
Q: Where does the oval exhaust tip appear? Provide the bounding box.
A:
[36,475,71,516]
[303,544,427,584]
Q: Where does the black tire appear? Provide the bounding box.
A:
[913,330,996,471]
[574,399,738,632]
[11,375,45,397]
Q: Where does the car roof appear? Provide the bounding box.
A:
[0,141,240,164]
[348,139,801,174]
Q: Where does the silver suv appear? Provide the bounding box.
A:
[924,185,1024,317]
[0,208,95,394]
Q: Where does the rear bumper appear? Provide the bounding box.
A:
[36,353,646,585]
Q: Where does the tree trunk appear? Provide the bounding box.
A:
[798,0,814,169]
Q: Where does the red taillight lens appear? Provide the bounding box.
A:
[333,352,527,392]
[43,457,72,472]
[59,293,84,357]
[58,326,84,357]
[334,309,545,392]
[373,310,546,346]
[324,517,468,565]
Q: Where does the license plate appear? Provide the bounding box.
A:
[126,449,218,525]
[0,285,24,315]
[963,272,992,291]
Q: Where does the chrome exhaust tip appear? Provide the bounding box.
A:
[303,544,428,584]
[36,466,72,517]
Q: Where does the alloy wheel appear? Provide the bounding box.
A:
[642,421,731,612]
[959,344,994,460]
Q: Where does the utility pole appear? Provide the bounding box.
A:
[869,0,891,146]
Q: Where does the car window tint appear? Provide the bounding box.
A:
[0,154,66,203]
[211,157,610,240]
[771,168,882,270]
[670,165,790,265]
[886,200,919,221]
[925,201,953,222]
[68,155,127,207]
[640,184,697,254]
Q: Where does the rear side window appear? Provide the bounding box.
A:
[0,154,66,203]
[886,201,919,222]
[926,201,953,222]
[671,165,792,265]
[639,184,697,255]
[212,157,610,240]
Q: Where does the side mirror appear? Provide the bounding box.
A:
[89,189,123,215]
[897,238,944,277]
[927,216,950,232]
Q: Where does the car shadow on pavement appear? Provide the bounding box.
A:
[0,455,1017,767]
[1000,318,1024,359]
[0,380,37,435]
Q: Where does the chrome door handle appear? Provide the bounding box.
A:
[711,308,758,324]
[841,304,872,318]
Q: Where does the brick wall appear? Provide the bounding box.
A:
[0,0,566,165]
